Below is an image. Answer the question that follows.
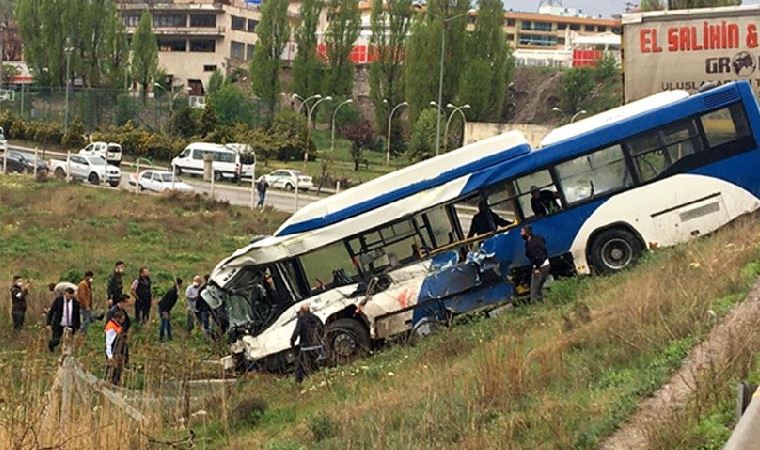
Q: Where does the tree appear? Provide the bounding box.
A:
[457,0,513,122]
[169,106,199,138]
[250,0,290,120]
[408,107,442,162]
[199,102,219,137]
[292,0,324,98]
[369,0,412,139]
[404,0,469,123]
[559,68,595,119]
[323,0,360,96]
[269,109,311,161]
[209,83,257,126]
[131,10,158,98]
[640,0,664,10]
[207,69,225,95]
[341,120,376,171]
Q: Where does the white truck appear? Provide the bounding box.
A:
[79,141,123,166]
[48,154,122,187]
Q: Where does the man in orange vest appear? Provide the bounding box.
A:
[105,310,127,386]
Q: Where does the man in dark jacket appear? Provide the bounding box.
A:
[290,304,325,384]
[107,261,125,307]
[468,199,512,238]
[130,266,153,324]
[522,225,550,302]
[256,178,268,208]
[10,275,29,330]
[530,187,561,218]
[106,294,132,334]
[158,278,182,342]
[46,287,81,352]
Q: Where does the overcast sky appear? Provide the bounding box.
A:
[505,0,760,17]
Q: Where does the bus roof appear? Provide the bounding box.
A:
[275,131,530,236]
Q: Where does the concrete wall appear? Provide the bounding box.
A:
[464,122,553,148]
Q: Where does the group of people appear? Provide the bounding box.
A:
[10,261,216,385]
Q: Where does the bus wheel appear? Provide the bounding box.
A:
[324,318,370,365]
[589,228,642,274]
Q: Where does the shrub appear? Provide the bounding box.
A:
[308,413,338,442]
[61,120,86,149]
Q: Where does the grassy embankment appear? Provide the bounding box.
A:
[3,175,760,449]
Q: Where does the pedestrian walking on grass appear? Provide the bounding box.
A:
[10,275,29,330]
[184,275,201,334]
[105,310,128,386]
[107,261,125,307]
[131,266,153,324]
[290,304,324,384]
[522,225,550,302]
[158,278,182,342]
[196,274,212,336]
[256,177,268,208]
[46,287,80,352]
[78,271,94,334]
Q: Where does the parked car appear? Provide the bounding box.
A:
[79,141,122,166]
[257,169,314,192]
[48,155,122,187]
[2,150,48,174]
[171,142,244,181]
[128,170,193,193]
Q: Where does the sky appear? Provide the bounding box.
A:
[504,0,760,18]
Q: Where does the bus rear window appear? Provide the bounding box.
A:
[701,104,751,148]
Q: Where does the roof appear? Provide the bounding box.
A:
[275,131,530,236]
[540,90,690,147]
[186,142,233,152]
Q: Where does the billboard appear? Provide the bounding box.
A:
[624,8,760,102]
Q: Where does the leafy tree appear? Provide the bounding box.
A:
[341,120,376,171]
[323,0,360,96]
[559,68,595,119]
[640,0,664,10]
[131,10,158,98]
[114,93,137,126]
[269,109,311,161]
[250,0,290,120]
[209,83,256,126]
[457,0,513,122]
[199,102,219,137]
[404,0,469,123]
[408,107,442,162]
[207,69,225,95]
[370,0,412,146]
[169,106,199,139]
[292,0,324,98]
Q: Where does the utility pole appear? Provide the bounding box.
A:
[64,41,74,131]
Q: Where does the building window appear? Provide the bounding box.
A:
[506,19,516,27]
[157,38,186,52]
[518,34,558,47]
[247,19,259,32]
[584,25,594,31]
[153,14,186,28]
[190,14,216,28]
[506,33,515,41]
[570,24,580,31]
[521,21,532,30]
[557,23,567,30]
[122,14,140,27]
[533,22,552,31]
[597,26,607,32]
[190,39,216,52]
[231,41,245,60]
[246,44,255,60]
[231,15,246,31]
[203,65,217,72]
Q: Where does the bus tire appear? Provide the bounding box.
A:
[324,318,370,365]
[588,228,642,274]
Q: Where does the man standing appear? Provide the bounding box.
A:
[256,177,268,209]
[10,276,29,330]
[107,261,125,307]
[105,310,128,386]
[77,271,94,334]
[530,187,561,218]
[158,278,182,342]
[130,266,153,324]
[521,225,550,302]
[184,275,202,334]
[290,304,324,384]
[106,294,132,334]
[46,287,81,352]
[467,199,512,238]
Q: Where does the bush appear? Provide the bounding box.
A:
[61,120,86,149]
[308,413,338,442]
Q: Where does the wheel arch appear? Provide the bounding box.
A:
[325,305,371,335]
[585,221,646,263]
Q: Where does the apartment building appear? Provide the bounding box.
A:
[117,0,261,94]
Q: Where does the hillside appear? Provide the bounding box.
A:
[1,176,760,449]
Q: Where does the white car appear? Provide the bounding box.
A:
[258,170,314,192]
[79,141,122,166]
[129,170,193,193]
[171,142,243,181]
[49,155,122,187]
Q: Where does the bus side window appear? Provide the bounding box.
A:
[629,119,705,183]
[701,104,752,149]
[555,144,632,205]
[514,170,562,219]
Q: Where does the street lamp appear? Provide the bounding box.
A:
[430,100,446,156]
[571,109,588,123]
[551,107,567,122]
[331,99,353,153]
[383,99,408,166]
[305,95,332,163]
[296,93,321,114]
[443,103,470,153]
[64,42,75,132]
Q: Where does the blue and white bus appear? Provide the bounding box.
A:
[204,80,760,372]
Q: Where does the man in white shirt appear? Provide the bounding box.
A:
[184,275,202,333]
[46,287,81,352]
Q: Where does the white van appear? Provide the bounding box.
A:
[80,141,122,166]
[171,142,242,181]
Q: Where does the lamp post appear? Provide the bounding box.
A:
[383,99,407,166]
[571,109,588,123]
[552,107,587,124]
[305,95,332,163]
[429,100,446,156]
[64,42,74,132]
[331,99,353,153]
[551,107,567,123]
[443,103,470,153]
[430,10,468,157]
[296,93,321,114]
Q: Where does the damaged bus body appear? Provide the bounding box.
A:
[206,80,760,373]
